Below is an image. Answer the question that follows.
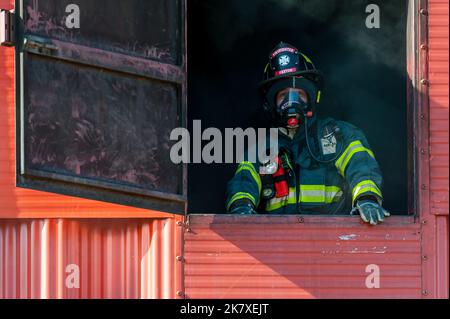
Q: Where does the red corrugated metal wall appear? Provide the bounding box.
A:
[429,0,449,217]
[185,216,422,299]
[428,0,449,299]
[0,218,184,299]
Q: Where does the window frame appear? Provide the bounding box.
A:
[408,0,430,220]
[11,0,429,219]
[192,0,427,220]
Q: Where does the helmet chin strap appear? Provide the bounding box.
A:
[279,126,298,139]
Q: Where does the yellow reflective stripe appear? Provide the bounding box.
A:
[236,162,262,193]
[283,154,294,171]
[316,90,321,103]
[300,185,343,203]
[335,141,375,176]
[227,192,257,211]
[300,53,313,64]
[352,180,382,203]
[266,188,297,212]
[265,186,343,211]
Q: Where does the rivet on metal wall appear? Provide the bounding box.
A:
[176,256,184,262]
[420,114,426,120]
[421,184,427,190]
[422,290,428,296]
[422,220,427,225]
[420,44,428,50]
[420,79,429,86]
[420,149,426,155]
[176,290,184,297]
[422,255,428,261]
[298,217,305,224]
[420,9,428,16]
[176,221,184,227]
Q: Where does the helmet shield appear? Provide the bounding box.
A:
[270,48,300,77]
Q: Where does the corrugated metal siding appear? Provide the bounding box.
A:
[427,0,449,299]
[185,216,422,299]
[0,218,184,299]
[429,0,449,216]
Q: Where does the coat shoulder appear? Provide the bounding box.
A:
[317,117,358,136]
[333,119,360,132]
[318,118,370,151]
[328,119,366,139]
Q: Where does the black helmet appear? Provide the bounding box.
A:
[258,42,324,125]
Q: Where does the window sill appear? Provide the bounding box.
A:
[188,214,417,228]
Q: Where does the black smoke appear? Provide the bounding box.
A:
[188,0,408,214]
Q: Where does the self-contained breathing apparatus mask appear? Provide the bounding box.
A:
[271,78,318,129]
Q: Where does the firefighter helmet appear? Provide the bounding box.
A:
[258,42,324,125]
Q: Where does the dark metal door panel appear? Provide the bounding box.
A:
[24,0,180,64]
[16,0,187,214]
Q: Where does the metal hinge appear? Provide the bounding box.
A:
[0,9,15,46]
[23,35,59,54]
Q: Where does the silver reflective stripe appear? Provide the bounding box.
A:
[300,186,343,204]
[265,186,343,211]
[266,188,296,212]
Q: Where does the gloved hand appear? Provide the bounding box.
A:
[229,199,257,215]
[351,199,390,225]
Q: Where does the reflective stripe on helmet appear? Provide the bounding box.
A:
[299,52,315,69]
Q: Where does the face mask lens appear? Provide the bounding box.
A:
[275,88,310,128]
[277,88,303,109]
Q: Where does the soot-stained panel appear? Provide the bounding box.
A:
[24,54,182,195]
[23,0,180,64]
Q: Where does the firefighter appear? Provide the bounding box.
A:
[226,42,391,225]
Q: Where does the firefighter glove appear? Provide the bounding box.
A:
[229,199,257,215]
[351,199,390,225]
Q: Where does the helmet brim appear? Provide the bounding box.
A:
[258,70,324,94]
